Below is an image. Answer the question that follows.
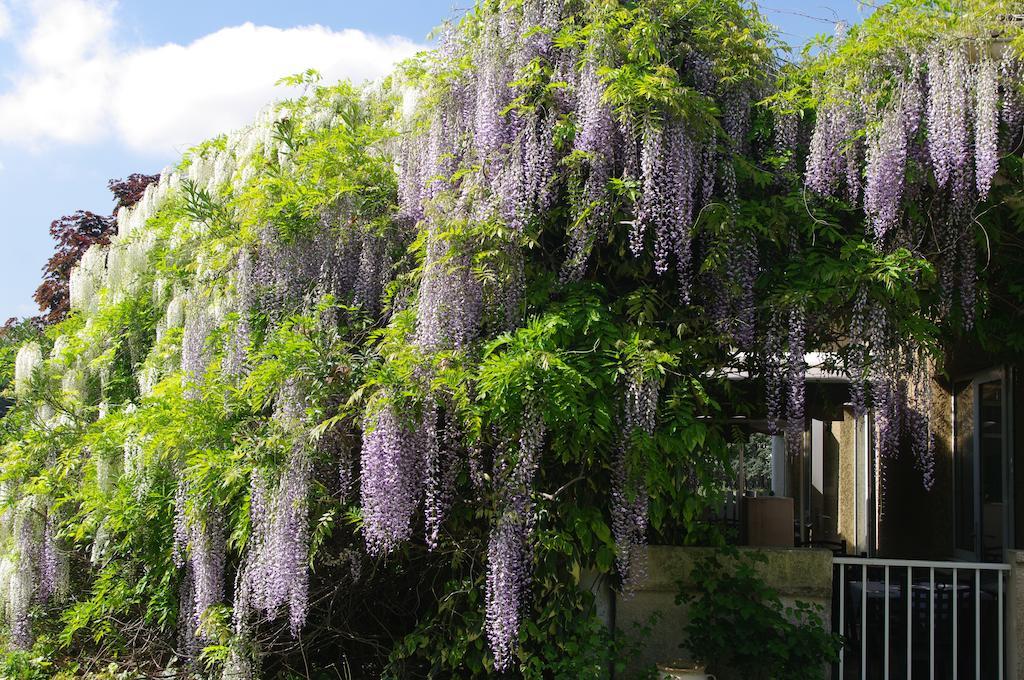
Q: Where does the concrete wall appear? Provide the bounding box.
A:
[610,546,833,678]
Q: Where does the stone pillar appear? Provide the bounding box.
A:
[1010,551,1024,680]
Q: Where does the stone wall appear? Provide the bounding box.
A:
[1010,551,1024,680]
[597,546,833,678]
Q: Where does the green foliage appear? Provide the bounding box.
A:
[678,548,842,680]
[0,0,1018,677]
[0,320,42,395]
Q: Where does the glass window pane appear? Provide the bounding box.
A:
[954,381,975,553]
[979,379,1004,560]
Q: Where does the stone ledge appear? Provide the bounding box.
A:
[638,545,834,600]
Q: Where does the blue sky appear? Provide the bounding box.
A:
[0,0,866,321]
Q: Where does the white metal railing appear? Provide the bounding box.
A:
[833,557,1011,680]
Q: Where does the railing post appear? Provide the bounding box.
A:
[976,569,982,680]
[863,563,868,680]
[839,563,845,678]
[998,571,1004,680]
[907,566,912,680]
[884,565,890,680]
[953,567,958,680]
[930,567,935,680]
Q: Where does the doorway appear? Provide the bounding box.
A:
[954,368,1011,562]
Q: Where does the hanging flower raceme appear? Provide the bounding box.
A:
[562,59,615,282]
[14,342,42,398]
[848,288,870,418]
[864,92,909,242]
[173,481,227,638]
[763,311,785,435]
[237,444,312,637]
[611,370,657,592]
[423,398,459,551]
[38,512,68,604]
[359,400,423,557]
[806,101,858,199]
[975,56,999,200]
[415,220,484,353]
[494,22,560,236]
[0,497,45,649]
[848,299,937,513]
[634,123,700,299]
[711,231,759,350]
[470,3,514,167]
[785,308,806,460]
[181,303,218,395]
[773,111,799,170]
[486,401,545,672]
[190,508,227,634]
[906,347,935,489]
[223,249,256,379]
[1001,53,1024,149]
[926,48,970,189]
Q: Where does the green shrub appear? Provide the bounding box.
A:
[678,548,842,680]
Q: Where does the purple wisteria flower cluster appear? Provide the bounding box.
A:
[415,224,485,353]
[808,47,1024,325]
[562,59,616,282]
[845,297,937,514]
[758,303,804,459]
[172,481,227,638]
[975,57,999,200]
[636,123,700,300]
[927,50,971,189]
[237,445,313,637]
[864,94,909,242]
[784,308,806,460]
[181,304,217,395]
[806,101,860,199]
[611,370,658,593]
[359,401,424,557]
[0,496,70,650]
[399,0,743,309]
[358,393,460,556]
[485,403,545,672]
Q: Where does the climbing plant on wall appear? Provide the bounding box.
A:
[0,0,1020,678]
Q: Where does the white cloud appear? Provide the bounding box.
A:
[21,0,114,69]
[0,1,422,154]
[0,2,10,38]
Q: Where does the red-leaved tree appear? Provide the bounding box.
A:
[34,211,116,324]
[34,174,159,324]
[108,173,160,212]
